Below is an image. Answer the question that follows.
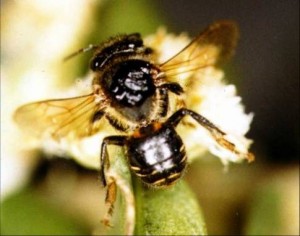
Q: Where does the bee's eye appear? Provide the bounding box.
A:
[90,56,107,71]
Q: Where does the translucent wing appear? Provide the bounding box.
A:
[14,93,107,140]
[159,20,239,82]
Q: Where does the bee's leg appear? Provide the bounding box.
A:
[100,136,127,186]
[166,108,254,162]
[101,174,135,235]
[100,136,127,227]
[154,83,183,120]
[175,94,196,128]
[102,179,117,227]
[166,108,224,133]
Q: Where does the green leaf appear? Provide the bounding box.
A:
[134,179,207,235]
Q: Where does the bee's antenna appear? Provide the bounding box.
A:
[63,44,98,62]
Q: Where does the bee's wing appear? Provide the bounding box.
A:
[159,20,239,84]
[14,93,107,140]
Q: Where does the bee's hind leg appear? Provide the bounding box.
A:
[99,136,127,227]
[101,179,117,227]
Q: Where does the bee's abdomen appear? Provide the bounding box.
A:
[139,154,186,187]
[127,125,187,187]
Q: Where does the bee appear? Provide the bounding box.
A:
[14,20,239,139]
[14,20,253,221]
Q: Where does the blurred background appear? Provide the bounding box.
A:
[1,0,299,235]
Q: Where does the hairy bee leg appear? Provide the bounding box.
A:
[99,136,127,228]
[101,179,117,227]
[100,136,127,186]
[166,108,254,162]
[100,172,135,235]
[174,93,195,128]
[107,173,135,235]
[166,108,224,132]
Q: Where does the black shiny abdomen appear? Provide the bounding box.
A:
[104,60,156,107]
[126,125,187,187]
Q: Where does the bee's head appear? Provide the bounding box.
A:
[90,33,152,71]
